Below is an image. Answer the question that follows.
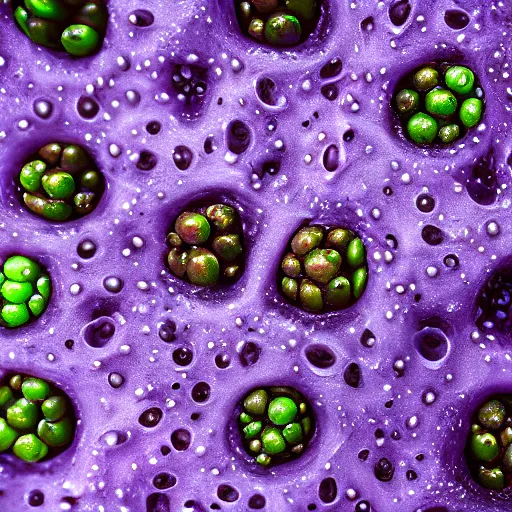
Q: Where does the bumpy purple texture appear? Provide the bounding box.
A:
[0,1,511,511]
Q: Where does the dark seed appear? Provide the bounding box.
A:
[27,490,44,507]
[323,144,339,171]
[319,477,337,503]
[358,449,369,461]
[146,493,170,512]
[146,121,161,134]
[171,428,191,451]
[138,407,163,428]
[159,320,177,342]
[416,193,435,213]
[215,353,230,369]
[343,129,355,142]
[173,145,193,170]
[191,382,210,403]
[444,9,470,30]
[406,469,418,481]
[421,225,444,245]
[374,457,394,482]
[256,77,279,106]
[321,84,338,101]
[248,494,266,509]
[136,151,157,171]
[361,329,376,348]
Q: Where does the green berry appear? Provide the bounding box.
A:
[501,426,512,447]
[10,375,23,391]
[81,170,101,189]
[37,417,74,447]
[407,112,438,144]
[38,143,62,165]
[244,389,268,416]
[42,172,76,200]
[224,265,240,279]
[413,67,439,91]
[459,98,483,128]
[282,423,303,444]
[478,467,505,491]
[352,267,368,300]
[74,192,96,214]
[14,7,31,37]
[470,433,499,462]
[438,124,460,144]
[504,444,512,472]
[20,160,46,192]
[268,397,298,425]
[74,2,109,32]
[212,234,242,262]
[62,24,100,57]
[300,279,323,312]
[27,18,62,49]
[325,229,354,251]
[281,253,301,278]
[22,378,51,401]
[243,421,262,439]
[261,427,286,454]
[326,276,351,308]
[168,248,188,278]
[291,227,323,256]
[13,434,48,462]
[256,453,271,466]
[346,238,366,268]
[175,212,211,245]
[7,398,39,429]
[302,416,312,435]
[249,439,262,452]
[23,193,73,221]
[265,14,302,46]
[478,400,505,430]
[248,19,265,40]
[445,66,475,95]
[396,89,420,114]
[166,232,183,247]
[239,412,253,424]
[2,303,30,328]
[186,248,220,286]
[282,277,298,301]
[60,145,90,173]
[206,204,236,231]
[28,295,45,316]
[24,0,69,21]
[1,280,33,304]
[3,255,40,282]
[36,275,51,300]
[0,418,18,452]
[238,2,252,26]
[304,249,341,285]
[286,0,317,21]
[425,89,458,117]
[0,386,14,407]
[41,396,67,422]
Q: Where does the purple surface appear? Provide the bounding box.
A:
[0,0,511,511]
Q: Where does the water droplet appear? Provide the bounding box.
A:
[77,239,97,259]
[172,145,193,170]
[34,99,53,119]
[77,96,99,119]
[108,372,124,388]
[103,276,124,293]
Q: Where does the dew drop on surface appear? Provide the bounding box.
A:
[33,99,53,119]
[239,341,261,367]
[171,428,191,451]
[108,372,124,389]
[227,120,251,155]
[444,9,470,30]
[319,477,337,503]
[139,407,163,428]
[173,346,193,366]
[215,353,230,369]
[172,145,193,170]
[416,193,435,213]
[77,96,99,119]
[101,430,128,447]
[103,276,124,293]
[443,254,459,269]
[355,501,372,512]
[305,344,336,369]
[77,239,97,259]
[146,493,170,512]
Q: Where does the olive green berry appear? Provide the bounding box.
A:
[212,234,242,262]
[244,389,268,416]
[413,67,439,91]
[265,14,302,46]
[20,160,46,192]
[282,277,298,301]
[186,248,220,286]
[478,400,505,430]
[175,212,211,245]
[300,279,323,312]
[326,276,351,308]
[304,249,341,285]
[438,124,460,144]
[291,227,323,257]
[396,89,420,114]
[281,253,301,278]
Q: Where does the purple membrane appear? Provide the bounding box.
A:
[0,0,511,511]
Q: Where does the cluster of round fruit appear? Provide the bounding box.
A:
[394,63,484,145]
[13,0,107,57]
[0,374,75,462]
[279,225,368,313]
[166,204,245,287]
[0,256,51,329]
[19,143,104,222]
[235,0,320,47]
[466,397,512,491]
[238,386,315,467]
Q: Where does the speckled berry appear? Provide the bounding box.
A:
[478,400,505,430]
[264,14,302,46]
[291,227,323,257]
[413,67,439,91]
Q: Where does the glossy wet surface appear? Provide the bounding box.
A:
[0,0,511,511]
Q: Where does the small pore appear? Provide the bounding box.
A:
[83,317,115,348]
[239,341,261,367]
[323,144,339,172]
[444,9,470,30]
[129,9,155,27]
[318,477,338,504]
[389,0,411,26]
[227,120,251,155]
[305,344,336,369]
